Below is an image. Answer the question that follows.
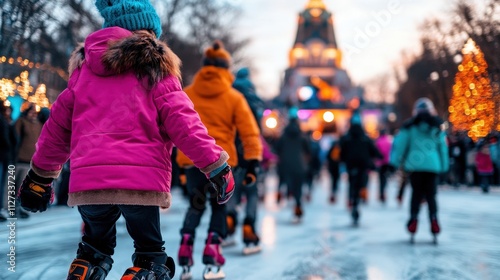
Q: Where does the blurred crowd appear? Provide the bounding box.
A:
[0,102,56,221]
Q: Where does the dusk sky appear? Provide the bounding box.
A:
[233,0,453,99]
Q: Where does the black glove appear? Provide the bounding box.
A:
[208,164,235,205]
[244,160,260,186]
[18,169,54,213]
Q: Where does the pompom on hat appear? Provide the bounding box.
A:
[95,0,162,38]
[203,40,232,69]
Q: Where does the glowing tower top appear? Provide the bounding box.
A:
[289,0,341,68]
[306,0,327,9]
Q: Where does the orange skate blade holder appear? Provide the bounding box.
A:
[68,259,90,279]
[121,266,143,280]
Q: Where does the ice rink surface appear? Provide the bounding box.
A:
[1,171,499,280]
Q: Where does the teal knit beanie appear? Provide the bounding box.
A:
[95,0,162,38]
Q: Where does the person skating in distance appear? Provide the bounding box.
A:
[224,67,265,255]
[176,41,262,280]
[390,98,449,244]
[17,1,234,279]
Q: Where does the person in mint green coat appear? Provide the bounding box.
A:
[390,98,449,239]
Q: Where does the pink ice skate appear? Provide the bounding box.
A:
[407,219,418,244]
[178,234,194,280]
[202,232,225,280]
[431,218,440,245]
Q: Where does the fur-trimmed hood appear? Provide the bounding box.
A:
[69,27,181,85]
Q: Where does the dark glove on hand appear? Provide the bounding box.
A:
[18,169,54,213]
[208,163,235,205]
[244,160,260,186]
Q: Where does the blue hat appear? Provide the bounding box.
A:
[95,0,162,38]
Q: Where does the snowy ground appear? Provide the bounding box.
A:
[1,171,499,280]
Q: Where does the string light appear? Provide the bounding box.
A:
[0,55,68,80]
[0,71,50,109]
[449,39,495,141]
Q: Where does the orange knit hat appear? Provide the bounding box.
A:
[203,40,231,68]
[21,101,35,113]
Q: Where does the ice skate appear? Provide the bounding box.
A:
[351,209,360,227]
[430,218,440,245]
[121,252,175,280]
[407,219,418,244]
[432,235,438,245]
[292,206,303,224]
[305,192,312,202]
[347,198,353,209]
[360,188,368,204]
[379,193,386,204]
[221,214,236,248]
[221,235,236,248]
[67,243,113,280]
[276,192,282,204]
[396,195,403,207]
[202,232,226,280]
[178,234,194,280]
[242,218,261,255]
[67,259,109,280]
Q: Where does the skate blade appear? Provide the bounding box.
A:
[291,217,302,224]
[221,239,236,247]
[433,235,438,245]
[180,272,193,280]
[181,266,192,280]
[203,267,225,280]
[243,246,261,255]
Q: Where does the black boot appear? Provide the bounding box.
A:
[67,242,113,280]
[121,251,175,280]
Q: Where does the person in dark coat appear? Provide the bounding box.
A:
[304,131,321,201]
[340,123,381,225]
[225,67,264,246]
[449,132,468,187]
[326,137,341,204]
[14,102,42,219]
[275,118,311,221]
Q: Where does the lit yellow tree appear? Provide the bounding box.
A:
[449,39,494,141]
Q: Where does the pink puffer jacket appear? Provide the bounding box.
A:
[31,27,228,208]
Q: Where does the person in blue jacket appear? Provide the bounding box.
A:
[390,98,449,240]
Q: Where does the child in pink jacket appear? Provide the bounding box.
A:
[16,1,234,279]
[475,140,493,193]
[375,129,393,203]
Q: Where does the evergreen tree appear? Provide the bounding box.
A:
[449,39,494,141]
